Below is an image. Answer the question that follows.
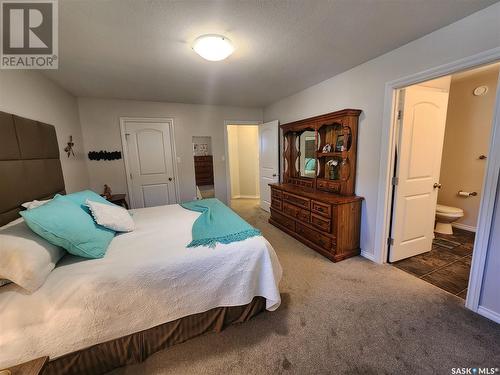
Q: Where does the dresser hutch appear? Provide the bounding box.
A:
[269,109,363,262]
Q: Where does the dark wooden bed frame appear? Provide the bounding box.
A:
[0,111,266,374]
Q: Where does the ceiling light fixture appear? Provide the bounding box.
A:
[192,34,234,61]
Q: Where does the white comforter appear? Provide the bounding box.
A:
[0,204,282,368]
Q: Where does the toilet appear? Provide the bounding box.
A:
[435,204,464,235]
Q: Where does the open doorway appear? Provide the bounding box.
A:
[226,125,260,207]
[192,136,215,199]
[225,120,279,212]
[389,62,500,299]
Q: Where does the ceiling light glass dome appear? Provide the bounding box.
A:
[192,34,234,61]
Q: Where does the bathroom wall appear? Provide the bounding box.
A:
[438,65,500,230]
[227,125,260,199]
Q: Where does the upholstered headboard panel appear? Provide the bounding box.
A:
[0,111,65,226]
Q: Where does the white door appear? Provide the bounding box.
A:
[389,86,449,262]
[259,120,279,211]
[122,119,178,208]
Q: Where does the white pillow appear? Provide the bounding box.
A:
[0,218,65,292]
[86,199,135,232]
[21,199,51,210]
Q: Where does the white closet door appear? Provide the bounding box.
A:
[122,120,178,208]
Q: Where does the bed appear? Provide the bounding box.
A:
[0,112,282,374]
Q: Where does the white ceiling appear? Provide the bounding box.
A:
[43,0,498,107]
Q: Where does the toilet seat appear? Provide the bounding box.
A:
[436,204,463,216]
[435,204,464,234]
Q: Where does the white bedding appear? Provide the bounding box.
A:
[0,204,282,368]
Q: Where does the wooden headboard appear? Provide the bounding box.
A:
[0,111,65,226]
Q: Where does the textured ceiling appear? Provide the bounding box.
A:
[43,0,498,107]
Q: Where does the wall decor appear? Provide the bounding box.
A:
[88,150,122,161]
[64,135,75,157]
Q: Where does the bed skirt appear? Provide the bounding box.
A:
[44,297,266,375]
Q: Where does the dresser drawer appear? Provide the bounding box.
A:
[283,202,310,223]
[194,156,213,162]
[271,208,295,232]
[283,192,310,210]
[311,200,332,218]
[316,179,341,194]
[194,160,213,166]
[271,188,283,200]
[296,222,332,250]
[271,198,282,211]
[311,213,331,232]
[195,169,214,177]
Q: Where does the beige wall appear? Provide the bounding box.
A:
[0,71,90,193]
[78,98,262,203]
[227,126,241,197]
[264,3,500,258]
[227,125,260,198]
[438,66,499,229]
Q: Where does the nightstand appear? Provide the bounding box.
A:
[1,356,49,375]
[108,194,129,209]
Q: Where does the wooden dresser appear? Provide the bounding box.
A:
[269,109,363,262]
[194,155,214,186]
[269,184,362,262]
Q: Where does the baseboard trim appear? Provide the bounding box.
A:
[477,306,500,324]
[234,195,260,199]
[360,250,376,262]
[452,223,477,232]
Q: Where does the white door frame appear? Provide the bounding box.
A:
[119,117,181,207]
[223,120,261,202]
[373,47,500,313]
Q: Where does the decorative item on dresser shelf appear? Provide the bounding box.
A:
[269,108,363,262]
[101,184,129,209]
[0,356,49,375]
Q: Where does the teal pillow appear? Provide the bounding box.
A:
[20,195,115,259]
[65,190,115,213]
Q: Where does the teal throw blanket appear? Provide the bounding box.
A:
[180,198,261,248]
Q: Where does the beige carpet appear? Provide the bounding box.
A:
[110,199,500,374]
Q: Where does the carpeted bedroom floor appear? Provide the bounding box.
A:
[110,199,500,375]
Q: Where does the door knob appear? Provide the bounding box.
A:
[168,177,173,181]
[272,173,277,177]
[433,183,442,189]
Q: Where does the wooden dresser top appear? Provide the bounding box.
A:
[269,183,363,204]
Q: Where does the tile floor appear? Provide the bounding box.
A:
[393,228,474,299]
